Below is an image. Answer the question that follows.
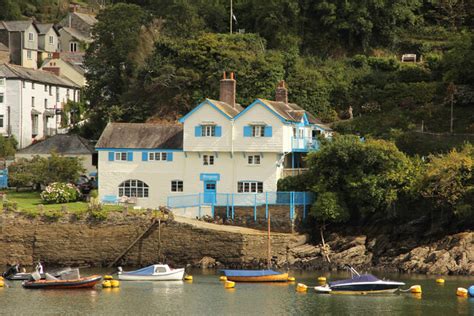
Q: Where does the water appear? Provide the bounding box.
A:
[0,269,473,315]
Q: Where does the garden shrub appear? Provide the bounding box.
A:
[43,209,63,221]
[40,182,81,204]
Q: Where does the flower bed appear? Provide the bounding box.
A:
[40,182,81,204]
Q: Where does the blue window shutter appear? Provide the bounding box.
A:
[215,126,222,137]
[127,152,133,161]
[167,152,173,161]
[243,126,252,137]
[264,126,272,137]
[142,152,148,161]
[108,152,114,161]
[195,126,202,137]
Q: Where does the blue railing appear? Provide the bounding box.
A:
[291,137,320,151]
[167,191,315,221]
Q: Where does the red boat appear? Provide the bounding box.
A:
[22,275,102,289]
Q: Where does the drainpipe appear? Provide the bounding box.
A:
[19,80,23,148]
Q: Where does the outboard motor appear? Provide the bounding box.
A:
[2,264,19,278]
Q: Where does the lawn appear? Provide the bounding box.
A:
[3,190,120,214]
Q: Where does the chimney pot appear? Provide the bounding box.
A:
[220,71,236,109]
[275,80,288,104]
[223,71,226,79]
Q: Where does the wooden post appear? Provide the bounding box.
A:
[267,209,271,269]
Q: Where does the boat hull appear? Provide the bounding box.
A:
[118,268,185,281]
[22,275,102,289]
[226,273,289,283]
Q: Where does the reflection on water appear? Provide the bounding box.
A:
[0,269,472,315]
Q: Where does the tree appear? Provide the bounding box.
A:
[306,135,418,223]
[0,0,21,20]
[84,3,149,132]
[443,32,474,87]
[420,145,474,217]
[8,153,85,190]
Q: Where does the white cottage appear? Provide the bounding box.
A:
[0,63,80,148]
[96,74,332,209]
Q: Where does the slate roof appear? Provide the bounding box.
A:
[60,27,91,42]
[96,123,183,149]
[1,20,36,32]
[207,99,243,118]
[258,99,331,130]
[73,12,98,26]
[0,63,79,88]
[17,134,95,155]
[35,23,59,36]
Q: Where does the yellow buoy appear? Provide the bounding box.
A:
[0,280,4,287]
[318,276,326,283]
[184,275,193,281]
[410,285,422,294]
[225,280,235,289]
[287,276,296,282]
[110,280,120,288]
[102,280,112,288]
[296,283,308,292]
[219,276,227,281]
[104,275,114,280]
[456,287,468,297]
[436,278,445,284]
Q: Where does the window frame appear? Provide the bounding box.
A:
[171,180,183,192]
[118,179,149,198]
[0,114,4,128]
[0,78,4,86]
[31,96,35,107]
[252,125,265,137]
[48,35,54,44]
[203,154,215,166]
[201,125,216,137]
[247,155,261,165]
[237,181,263,193]
[0,93,3,104]
[114,152,128,161]
[148,152,167,161]
[27,50,32,60]
[28,32,33,41]
[69,41,78,52]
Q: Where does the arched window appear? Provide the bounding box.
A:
[118,179,149,198]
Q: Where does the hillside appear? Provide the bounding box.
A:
[2,0,474,155]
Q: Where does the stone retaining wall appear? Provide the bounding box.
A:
[0,211,301,268]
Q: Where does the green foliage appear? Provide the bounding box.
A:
[42,209,63,221]
[40,182,81,204]
[277,174,308,192]
[306,135,419,223]
[419,146,473,213]
[310,191,349,223]
[443,32,474,86]
[0,136,17,158]
[9,153,85,189]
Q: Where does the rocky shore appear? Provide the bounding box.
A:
[284,231,473,275]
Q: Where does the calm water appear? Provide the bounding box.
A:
[0,269,473,315]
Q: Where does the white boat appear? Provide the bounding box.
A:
[117,264,185,281]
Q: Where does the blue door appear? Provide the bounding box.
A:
[203,181,216,204]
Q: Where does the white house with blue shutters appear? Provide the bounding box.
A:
[95,75,331,210]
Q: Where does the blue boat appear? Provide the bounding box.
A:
[314,266,405,294]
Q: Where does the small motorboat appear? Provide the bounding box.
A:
[314,265,405,295]
[221,269,288,282]
[117,264,185,281]
[22,269,101,289]
[2,262,72,281]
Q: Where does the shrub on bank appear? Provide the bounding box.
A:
[40,182,81,204]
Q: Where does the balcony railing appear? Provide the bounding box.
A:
[291,137,320,151]
[282,168,308,178]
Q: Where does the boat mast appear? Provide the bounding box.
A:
[267,210,271,269]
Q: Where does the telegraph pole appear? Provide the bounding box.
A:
[447,82,456,134]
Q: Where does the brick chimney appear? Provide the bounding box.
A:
[275,80,288,104]
[42,67,60,76]
[219,72,236,108]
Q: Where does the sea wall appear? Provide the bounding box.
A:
[0,211,302,268]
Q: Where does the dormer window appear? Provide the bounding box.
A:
[202,125,216,137]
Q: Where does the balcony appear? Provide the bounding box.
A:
[282,168,308,178]
[291,137,320,152]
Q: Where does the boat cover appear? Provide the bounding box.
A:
[221,270,282,277]
[329,274,380,286]
[123,265,155,275]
